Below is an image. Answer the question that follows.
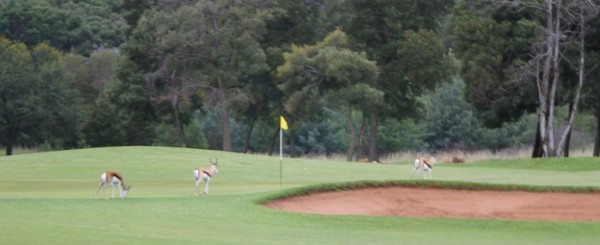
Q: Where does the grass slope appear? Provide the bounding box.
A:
[1,146,600,244]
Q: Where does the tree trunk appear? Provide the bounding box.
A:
[546,0,563,157]
[220,105,231,151]
[594,107,600,157]
[5,131,15,156]
[564,129,571,157]
[243,120,255,153]
[268,126,279,156]
[172,95,186,148]
[560,102,574,157]
[537,0,554,157]
[368,113,378,162]
[536,0,570,157]
[290,130,296,158]
[346,103,355,162]
[557,4,585,157]
[532,54,544,159]
[5,144,12,156]
[563,100,573,157]
[218,77,232,151]
[356,113,368,160]
[532,122,544,158]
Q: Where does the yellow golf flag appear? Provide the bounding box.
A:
[280,116,288,130]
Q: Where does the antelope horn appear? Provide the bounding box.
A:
[210,157,218,165]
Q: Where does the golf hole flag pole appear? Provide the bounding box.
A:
[279,116,288,186]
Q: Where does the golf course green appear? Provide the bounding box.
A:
[1,146,599,244]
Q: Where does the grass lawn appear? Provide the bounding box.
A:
[1,146,600,244]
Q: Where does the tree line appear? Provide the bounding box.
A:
[0,0,599,159]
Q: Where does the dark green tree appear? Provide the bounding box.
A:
[111,60,158,145]
[344,0,455,160]
[0,0,126,56]
[0,38,81,155]
[64,49,119,105]
[243,0,335,155]
[450,0,541,155]
[451,0,600,157]
[123,0,277,150]
[425,79,479,150]
[277,29,382,160]
[575,5,600,156]
[81,90,126,147]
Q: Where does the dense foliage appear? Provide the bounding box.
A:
[0,0,598,157]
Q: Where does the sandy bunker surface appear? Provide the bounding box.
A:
[265,187,600,221]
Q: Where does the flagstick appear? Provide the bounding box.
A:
[279,127,283,187]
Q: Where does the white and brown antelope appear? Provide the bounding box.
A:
[96,170,131,199]
[193,158,219,195]
[411,156,436,179]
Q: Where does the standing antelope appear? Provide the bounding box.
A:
[193,158,219,195]
[411,156,436,179]
[96,170,131,199]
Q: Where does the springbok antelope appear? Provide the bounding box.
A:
[193,158,219,195]
[411,156,436,179]
[96,170,131,199]
[443,156,465,164]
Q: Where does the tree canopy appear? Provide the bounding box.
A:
[0,38,81,155]
[1,0,599,158]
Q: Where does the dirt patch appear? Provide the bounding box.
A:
[265,187,600,221]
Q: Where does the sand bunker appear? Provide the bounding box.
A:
[265,187,600,221]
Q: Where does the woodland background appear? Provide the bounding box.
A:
[1,0,599,160]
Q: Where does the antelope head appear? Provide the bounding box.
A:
[122,185,132,199]
[428,156,437,165]
[209,157,219,174]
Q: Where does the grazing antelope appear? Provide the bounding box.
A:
[452,156,465,163]
[193,158,219,195]
[357,157,381,164]
[96,170,131,199]
[411,156,436,179]
[443,156,465,164]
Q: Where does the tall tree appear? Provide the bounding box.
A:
[0,38,34,155]
[344,0,455,160]
[450,0,551,157]
[0,38,81,155]
[554,0,600,156]
[583,14,600,156]
[450,0,540,128]
[453,0,598,157]
[124,0,277,150]
[494,0,600,157]
[250,0,337,155]
[277,29,381,160]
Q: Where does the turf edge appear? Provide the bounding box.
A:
[255,180,600,205]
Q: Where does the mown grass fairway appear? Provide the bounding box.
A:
[1,146,600,244]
